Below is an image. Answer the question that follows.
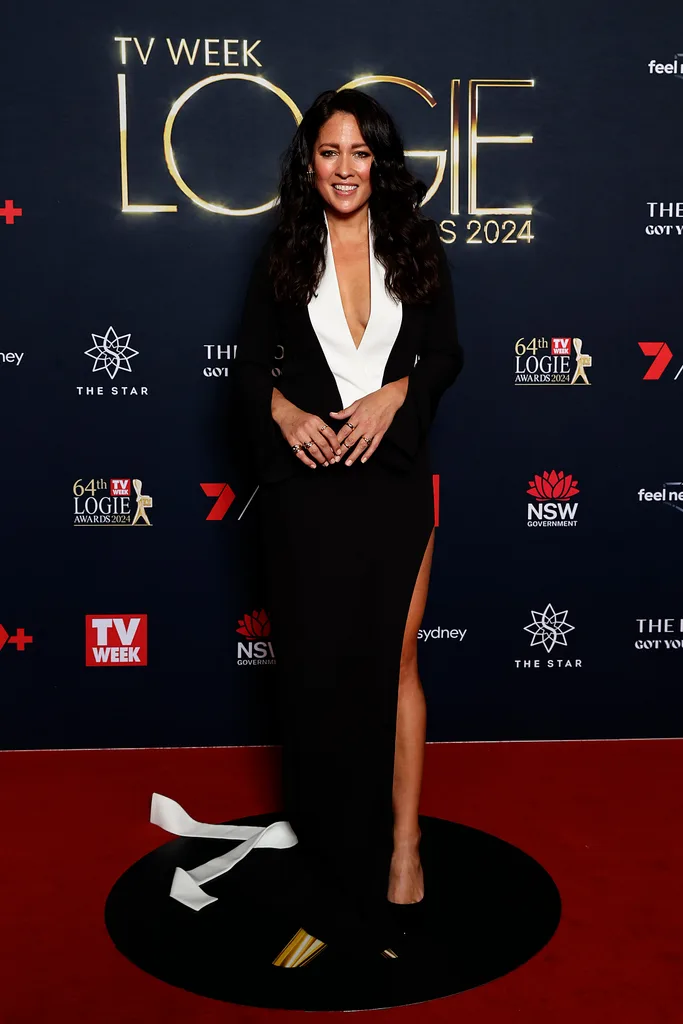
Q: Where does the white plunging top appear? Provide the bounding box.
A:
[307,207,403,409]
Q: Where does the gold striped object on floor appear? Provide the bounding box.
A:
[272,927,327,967]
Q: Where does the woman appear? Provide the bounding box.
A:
[233,88,463,965]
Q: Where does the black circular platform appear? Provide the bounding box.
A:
[105,813,561,1011]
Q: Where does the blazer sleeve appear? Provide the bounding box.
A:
[380,228,463,468]
[232,238,295,484]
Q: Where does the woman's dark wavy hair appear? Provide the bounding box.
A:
[268,89,442,306]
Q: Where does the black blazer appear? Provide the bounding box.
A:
[233,221,464,484]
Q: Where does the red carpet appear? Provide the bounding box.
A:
[0,739,680,1022]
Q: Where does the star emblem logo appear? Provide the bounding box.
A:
[85,327,139,379]
[524,603,575,653]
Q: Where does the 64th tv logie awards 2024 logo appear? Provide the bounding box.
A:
[514,337,592,385]
[73,477,153,525]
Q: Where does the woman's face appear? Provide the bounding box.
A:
[309,112,373,215]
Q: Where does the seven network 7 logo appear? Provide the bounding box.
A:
[638,342,683,380]
[73,477,153,525]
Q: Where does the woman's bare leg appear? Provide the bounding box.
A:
[387,527,435,904]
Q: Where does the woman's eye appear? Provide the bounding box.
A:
[320,150,371,158]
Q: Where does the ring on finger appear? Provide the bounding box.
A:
[361,435,372,444]
[291,444,302,453]
[303,441,316,449]
[347,421,356,430]
[341,439,352,449]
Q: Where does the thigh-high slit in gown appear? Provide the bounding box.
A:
[233,213,462,953]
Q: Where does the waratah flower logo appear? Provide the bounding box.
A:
[236,609,271,638]
[524,604,575,652]
[527,470,579,501]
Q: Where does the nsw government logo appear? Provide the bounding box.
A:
[78,326,148,397]
[527,470,579,528]
[515,603,581,668]
[85,614,148,666]
[236,609,275,666]
[73,477,153,525]
[514,337,592,385]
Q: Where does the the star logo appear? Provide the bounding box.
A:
[524,603,575,653]
[85,327,139,379]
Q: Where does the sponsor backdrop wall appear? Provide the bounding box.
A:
[1,0,681,750]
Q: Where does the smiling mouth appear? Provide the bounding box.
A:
[332,184,359,193]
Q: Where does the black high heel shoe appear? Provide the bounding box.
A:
[387,895,425,928]
[385,894,427,954]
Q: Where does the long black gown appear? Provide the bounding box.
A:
[233,216,463,953]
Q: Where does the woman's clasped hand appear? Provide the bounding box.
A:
[271,378,408,468]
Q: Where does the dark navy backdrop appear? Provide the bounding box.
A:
[1,0,682,749]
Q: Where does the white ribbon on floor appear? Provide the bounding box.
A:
[150,793,298,911]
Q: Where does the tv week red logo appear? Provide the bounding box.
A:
[85,614,148,666]
[551,338,571,356]
[638,342,682,380]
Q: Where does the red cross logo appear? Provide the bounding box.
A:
[0,200,22,225]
